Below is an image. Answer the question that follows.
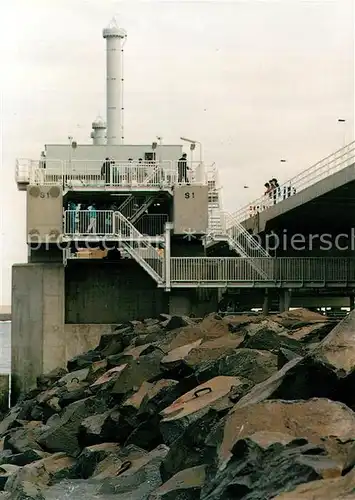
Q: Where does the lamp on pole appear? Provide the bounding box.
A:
[180,137,202,164]
[338,118,346,147]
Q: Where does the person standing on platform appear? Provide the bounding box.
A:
[178,153,189,184]
[87,203,97,233]
[101,157,111,184]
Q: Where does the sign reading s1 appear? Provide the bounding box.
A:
[39,191,50,198]
[184,192,195,199]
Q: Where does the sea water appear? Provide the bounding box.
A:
[0,321,11,374]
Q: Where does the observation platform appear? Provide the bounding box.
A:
[15,159,209,194]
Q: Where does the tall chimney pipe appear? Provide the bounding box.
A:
[102,18,126,145]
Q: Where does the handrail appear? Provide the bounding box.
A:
[63,210,167,238]
[170,256,355,283]
[15,158,212,187]
[231,141,355,224]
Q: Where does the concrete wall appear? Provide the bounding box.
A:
[169,288,219,317]
[65,260,168,323]
[12,264,65,397]
[173,185,209,234]
[64,324,117,360]
[11,263,120,398]
[27,186,63,244]
[65,260,219,322]
[45,144,183,170]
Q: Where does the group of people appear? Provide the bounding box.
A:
[264,178,296,205]
[100,154,191,185]
[65,201,117,234]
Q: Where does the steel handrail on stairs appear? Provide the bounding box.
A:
[114,211,164,283]
[206,211,272,280]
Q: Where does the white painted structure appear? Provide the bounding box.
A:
[44,143,183,167]
[102,18,127,146]
[91,116,106,145]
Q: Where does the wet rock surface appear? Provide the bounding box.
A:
[2,310,355,499]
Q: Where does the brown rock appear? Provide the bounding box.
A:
[270,308,327,328]
[185,335,243,368]
[4,452,75,495]
[312,309,355,376]
[122,381,155,413]
[288,321,335,343]
[160,376,241,445]
[222,314,263,331]
[159,314,230,353]
[274,466,355,499]
[160,339,203,368]
[150,464,206,499]
[90,364,127,389]
[218,398,355,468]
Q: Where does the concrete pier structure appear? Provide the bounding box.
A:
[11,18,355,399]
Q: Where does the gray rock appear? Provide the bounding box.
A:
[78,409,115,446]
[67,351,102,372]
[38,397,108,456]
[188,348,278,387]
[74,443,121,479]
[0,408,21,437]
[0,464,21,490]
[111,352,164,396]
[4,422,46,454]
[37,368,68,391]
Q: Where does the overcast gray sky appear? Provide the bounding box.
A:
[0,0,354,305]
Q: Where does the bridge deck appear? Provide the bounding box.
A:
[231,142,355,232]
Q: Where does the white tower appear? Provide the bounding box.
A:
[91,116,107,145]
[103,18,127,145]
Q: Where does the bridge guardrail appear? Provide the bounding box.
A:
[230,141,355,223]
[170,256,355,283]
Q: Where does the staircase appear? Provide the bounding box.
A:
[208,211,272,279]
[115,211,164,284]
[118,195,156,224]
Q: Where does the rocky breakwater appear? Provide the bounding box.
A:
[0,308,355,498]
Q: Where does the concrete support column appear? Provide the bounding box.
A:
[169,293,192,316]
[279,288,291,313]
[11,264,65,400]
[350,295,355,311]
[262,289,269,315]
[168,289,219,317]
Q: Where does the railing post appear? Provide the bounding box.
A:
[164,222,173,291]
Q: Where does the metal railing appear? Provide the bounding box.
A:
[15,159,209,188]
[222,211,271,258]
[206,210,272,278]
[64,210,115,235]
[63,210,168,238]
[115,211,164,281]
[230,141,355,223]
[170,256,355,284]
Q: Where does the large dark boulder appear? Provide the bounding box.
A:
[200,436,340,500]
[37,397,108,456]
